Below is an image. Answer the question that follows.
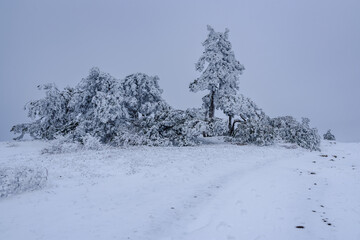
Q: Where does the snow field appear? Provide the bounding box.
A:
[0,140,359,240]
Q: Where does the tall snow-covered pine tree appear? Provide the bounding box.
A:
[189,25,245,126]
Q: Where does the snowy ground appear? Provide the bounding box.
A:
[0,139,359,240]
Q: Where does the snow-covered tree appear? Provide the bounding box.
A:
[189,25,245,123]
[11,83,74,140]
[121,73,165,120]
[68,67,127,143]
[11,67,129,144]
[13,67,203,147]
[323,129,336,141]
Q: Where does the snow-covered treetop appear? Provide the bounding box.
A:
[121,73,166,119]
[219,93,262,119]
[190,25,245,94]
[70,67,119,118]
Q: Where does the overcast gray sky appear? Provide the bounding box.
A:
[1,0,359,142]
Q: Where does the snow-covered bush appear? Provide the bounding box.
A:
[225,94,264,135]
[229,114,275,146]
[0,166,48,198]
[82,134,104,150]
[41,134,105,154]
[133,108,206,146]
[222,93,275,146]
[323,129,336,141]
[111,107,206,147]
[271,116,321,151]
[41,136,82,154]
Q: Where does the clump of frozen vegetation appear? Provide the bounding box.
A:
[230,114,275,146]
[42,134,105,154]
[41,136,81,154]
[271,116,321,151]
[136,108,206,146]
[11,25,321,151]
[224,96,274,146]
[12,67,203,148]
[111,108,206,147]
[224,100,321,150]
[323,129,336,141]
[0,166,48,198]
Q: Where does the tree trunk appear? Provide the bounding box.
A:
[208,90,215,120]
[228,115,232,135]
[231,119,245,136]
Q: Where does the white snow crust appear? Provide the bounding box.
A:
[0,139,359,240]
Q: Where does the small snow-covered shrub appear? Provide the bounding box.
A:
[0,166,48,198]
[323,129,336,141]
[229,116,275,146]
[82,134,104,150]
[41,136,82,154]
[42,135,104,154]
[271,116,321,151]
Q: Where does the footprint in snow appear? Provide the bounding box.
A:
[322,218,333,226]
